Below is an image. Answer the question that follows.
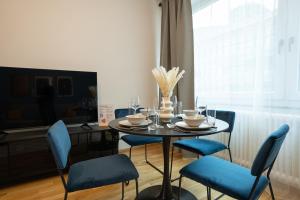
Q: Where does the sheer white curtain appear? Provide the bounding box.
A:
[193,0,300,194]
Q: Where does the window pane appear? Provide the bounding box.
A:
[193,0,279,107]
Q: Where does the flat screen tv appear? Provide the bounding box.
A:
[0,66,98,131]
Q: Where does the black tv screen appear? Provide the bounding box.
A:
[0,66,98,131]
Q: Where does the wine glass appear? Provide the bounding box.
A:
[131,96,140,114]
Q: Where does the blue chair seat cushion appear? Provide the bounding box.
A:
[67,154,139,192]
[121,135,162,146]
[180,156,268,200]
[173,138,227,155]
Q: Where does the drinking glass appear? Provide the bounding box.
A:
[149,97,163,130]
[128,101,134,115]
[207,109,216,126]
[171,95,178,116]
[177,101,183,116]
[195,96,207,116]
[131,96,140,114]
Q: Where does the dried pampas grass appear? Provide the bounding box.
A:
[152,66,185,97]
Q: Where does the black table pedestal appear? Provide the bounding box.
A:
[136,137,197,200]
[109,118,229,200]
[137,185,197,200]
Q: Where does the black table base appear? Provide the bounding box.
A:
[109,118,229,200]
[136,185,197,200]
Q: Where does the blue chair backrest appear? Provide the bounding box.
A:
[47,120,71,169]
[251,124,289,176]
[114,108,143,118]
[115,108,134,118]
[215,110,235,133]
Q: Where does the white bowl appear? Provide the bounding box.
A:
[183,110,198,116]
[183,115,206,127]
[126,114,146,125]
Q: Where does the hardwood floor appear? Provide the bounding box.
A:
[0,144,275,200]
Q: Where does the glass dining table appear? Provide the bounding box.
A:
[109,117,229,200]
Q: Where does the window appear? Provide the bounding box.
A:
[193,0,300,110]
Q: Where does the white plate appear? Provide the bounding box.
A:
[118,119,152,127]
[175,121,213,130]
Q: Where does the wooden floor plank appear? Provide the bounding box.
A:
[0,144,280,200]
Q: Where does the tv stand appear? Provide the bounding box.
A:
[0,125,119,186]
[80,123,93,130]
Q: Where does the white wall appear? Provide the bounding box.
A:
[0,0,161,149]
[0,0,160,107]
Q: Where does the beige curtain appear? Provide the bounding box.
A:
[160,0,194,109]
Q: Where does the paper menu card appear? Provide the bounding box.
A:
[99,105,114,127]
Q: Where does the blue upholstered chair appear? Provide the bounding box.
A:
[115,108,163,174]
[47,120,139,200]
[179,124,289,200]
[170,110,235,180]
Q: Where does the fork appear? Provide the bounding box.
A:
[117,125,148,131]
[173,127,192,133]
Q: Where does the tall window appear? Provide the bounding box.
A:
[193,0,300,111]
